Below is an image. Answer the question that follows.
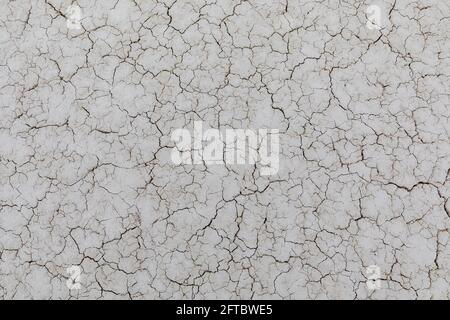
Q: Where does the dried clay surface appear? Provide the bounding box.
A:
[0,0,449,299]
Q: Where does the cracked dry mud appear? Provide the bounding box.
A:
[0,0,449,300]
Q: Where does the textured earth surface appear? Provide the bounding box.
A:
[0,0,449,299]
